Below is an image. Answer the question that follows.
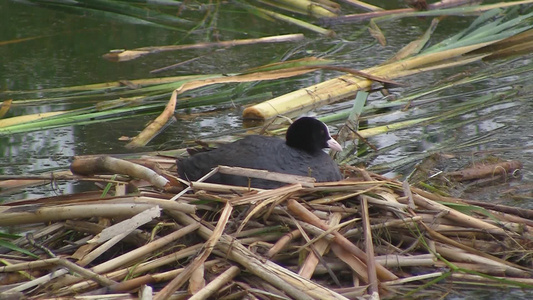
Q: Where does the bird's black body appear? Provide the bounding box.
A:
[177,117,342,188]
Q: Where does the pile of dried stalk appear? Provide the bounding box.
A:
[0,154,532,299]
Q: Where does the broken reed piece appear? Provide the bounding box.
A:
[70,155,169,189]
[446,160,523,181]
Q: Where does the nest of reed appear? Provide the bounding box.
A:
[0,154,531,299]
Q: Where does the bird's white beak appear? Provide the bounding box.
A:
[327,138,343,152]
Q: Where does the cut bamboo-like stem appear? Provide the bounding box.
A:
[219,165,315,187]
[0,203,158,226]
[55,258,117,287]
[299,212,342,279]
[382,271,445,286]
[450,273,533,284]
[105,34,305,62]
[330,242,369,283]
[0,258,60,272]
[375,254,436,268]
[187,181,263,193]
[435,244,529,277]
[267,229,302,258]
[242,43,494,120]
[360,196,378,295]
[70,155,169,188]
[189,266,240,300]
[88,205,160,244]
[4,268,70,294]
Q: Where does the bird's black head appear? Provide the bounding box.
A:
[285,117,342,155]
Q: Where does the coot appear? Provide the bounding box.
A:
[177,117,343,188]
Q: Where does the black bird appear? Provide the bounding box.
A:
[177,117,343,188]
